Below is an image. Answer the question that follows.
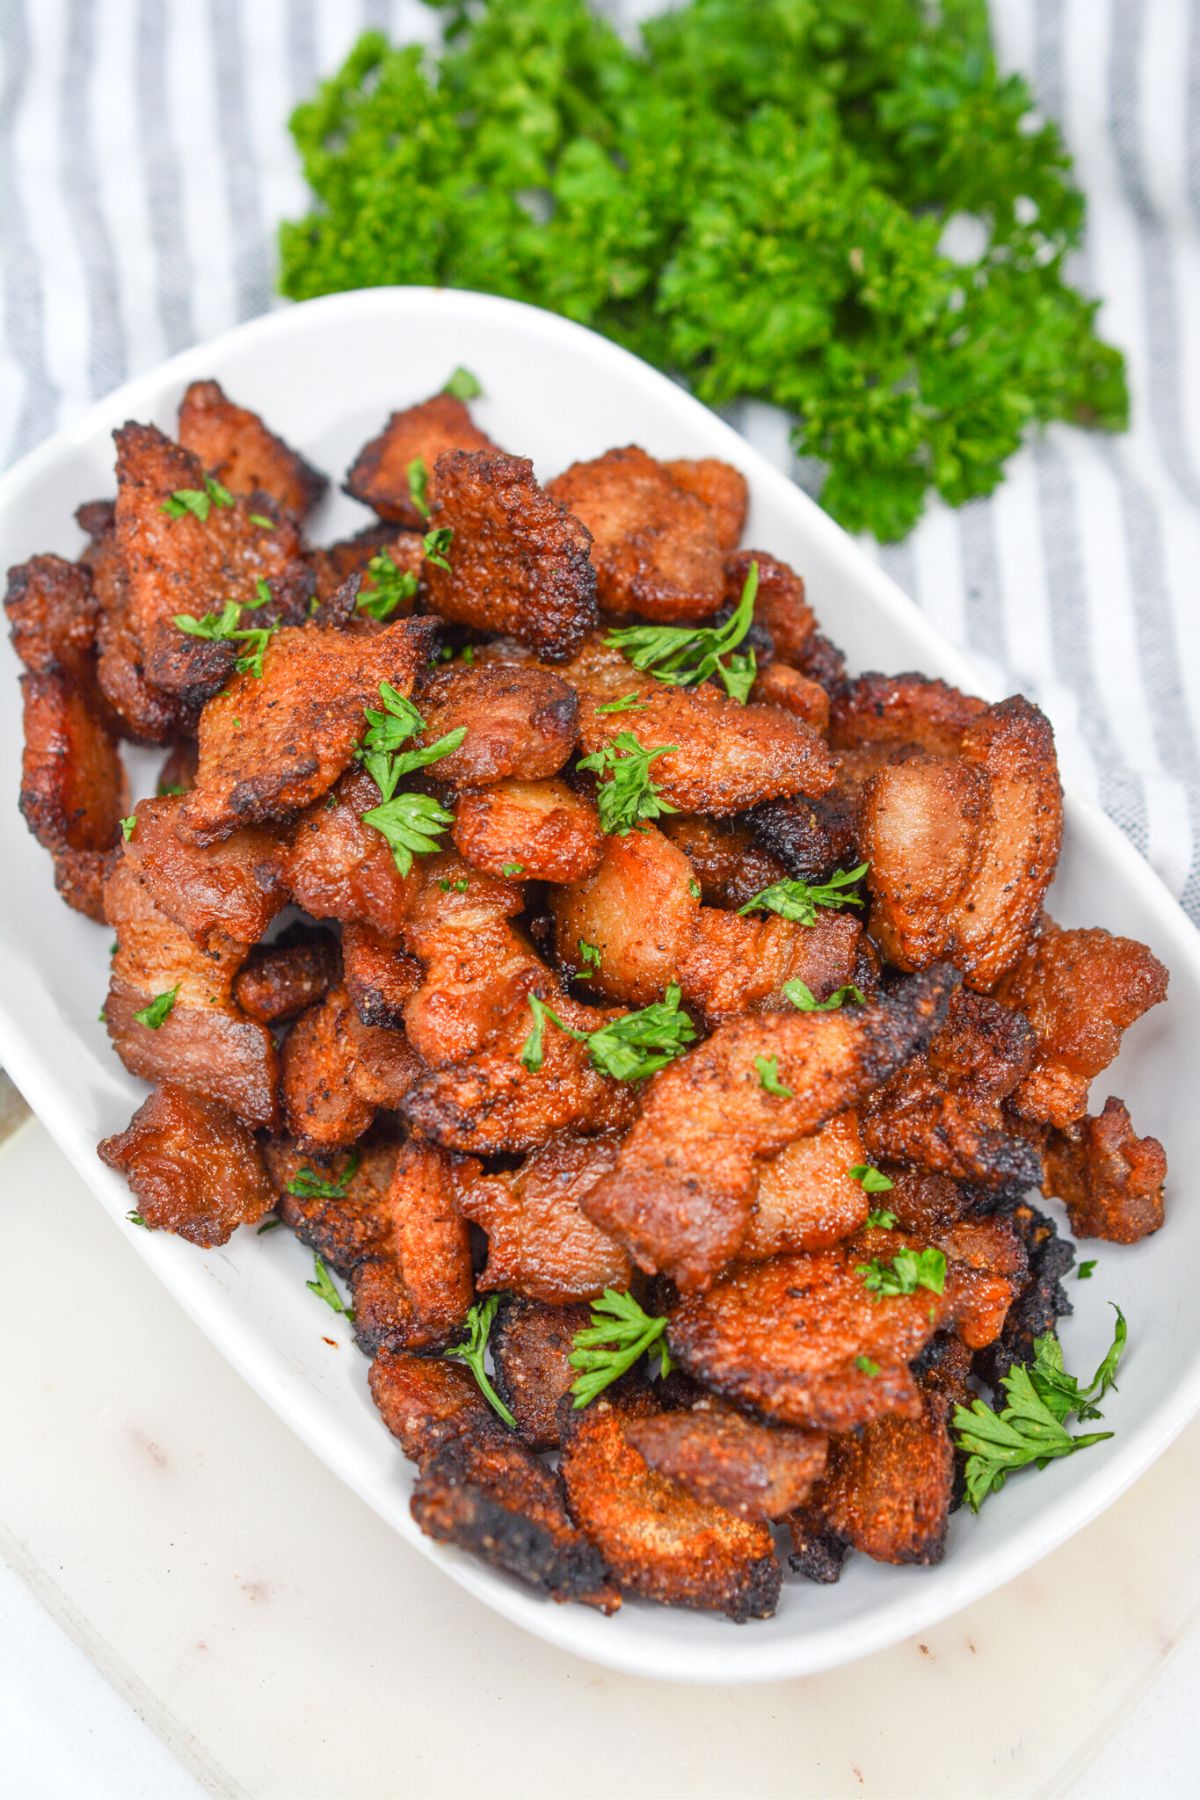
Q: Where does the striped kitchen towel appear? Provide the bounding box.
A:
[1,0,1198,919]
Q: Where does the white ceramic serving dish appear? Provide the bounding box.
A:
[0,288,1196,1685]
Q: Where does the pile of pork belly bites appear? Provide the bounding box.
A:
[7,377,1170,1622]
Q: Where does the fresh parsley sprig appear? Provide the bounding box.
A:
[865,1208,898,1229]
[356,681,462,870]
[953,1309,1127,1511]
[443,1294,516,1428]
[160,474,234,521]
[857,1246,946,1299]
[133,984,180,1029]
[358,551,418,621]
[422,526,454,572]
[739,864,868,926]
[519,984,696,1081]
[576,731,678,835]
[848,1164,894,1195]
[286,1151,361,1200]
[606,562,759,703]
[173,585,279,679]
[363,791,455,876]
[594,691,649,715]
[307,1254,355,1320]
[569,1287,673,1408]
[783,979,865,1011]
[407,457,430,519]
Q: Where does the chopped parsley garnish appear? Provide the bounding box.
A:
[157,782,187,797]
[738,864,868,926]
[356,681,462,871]
[422,526,454,572]
[126,1210,147,1228]
[160,474,234,521]
[256,1217,281,1234]
[407,456,430,519]
[576,731,678,835]
[569,1287,672,1408]
[865,1208,898,1230]
[133,984,180,1029]
[953,1308,1126,1510]
[358,551,419,621]
[848,1164,894,1195]
[1078,1260,1097,1280]
[688,877,701,898]
[119,815,137,842]
[249,512,275,530]
[520,983,695,1081]
[363,791,455,877]
[443,366,483,401]
[306,1254,355,1320]
[595,691,650,715]
[286,1152,360,1200]
[754,1054,793,1097]
[172,596,278,679]
[501,861,525,877]
[443,1295,516,1428]
[855,1354,880,1377]
[576,939,602,980]
[783,979,866,1012]
[606,561,759,703]
[857,1245,946,1299]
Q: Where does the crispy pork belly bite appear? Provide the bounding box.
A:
[551,825,699,1005]
[341,923,422,1028]
[626,1400,828,1522]
[423,450,597,661]
[660,814,790,910]
[581,966,955,1291]
[741,1112,870,1259]
[973,1196,1075,1387]
[416,662,578,784]
[1042,1096,1166,1243]
[369,1345,493,1462]
[749,791,862,885]
[862,695,1063,991]
[559,1392,781,1620]
[788,1336,973,1578]
[751,662,831,732]
[344,393,497,527]
[283,766,417,936]
[934,1215,1028,1350]
[18,668,128,920]
[832,671,986,770]
[452,777,603,884]
[490,1297,593,1450]
[233,927,337,1025]
[267,1134,397,1265]
[179,617,433,842]
[122,795,286,943]
[457,1133,632,1302]
[103,860,278,1125]
[177,378,327,518]
[311,523,424,606]
[724,549,816,666]
[995,918,1168,1127]
[661,457,748,550]
[88,513,191,745]
[548,446,727,623]
[99,1082,272,1246]
[5,552,99,678]
[861,987,1041,1186]
[281,983,423,1149]
[679,908,864,1023]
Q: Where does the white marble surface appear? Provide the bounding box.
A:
[3,1113,1200,1799]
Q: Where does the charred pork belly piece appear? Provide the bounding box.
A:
[660,814,790,911]
[17,667,127,920]
[281,983,423,1149]
[345,393,498,527]
[415,661,579,784]
[5,552,99,680]
[233,926,338,1026]
[177,378,327,519]
[340,923,422,1029]
[122,794,286,944]
[626,1399,828,1522]
[1042,1096,1166,1244]
[973,1196,1075,1388]
[748,791,862,886]
[452,777,603,884]
[283,767,418,937]
[490,1297,593,1450]
[99,1082,272,1245]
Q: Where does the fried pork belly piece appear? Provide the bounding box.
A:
[724,549,816,666]
[884,1166,977,1236]
[452,777,603,884]
[103,860,279,1125]
[490,1297,592,1449]
[345,393,497,527]
[1042,1096,1166,1243]
[995,918,1168,1127]
[18,669,127,920]
[424,451,597,661]
[740,1112,870,1259]
[416,662,578,784]
[627,1400,828,1522]
[560,1393,780,1619]
[934,1215,1029,1350]
[369,1345,493,1461]
[233,927,337,1025]
[678,907,864,1023]
[268,1135,397,1263]
[88,509,191,745]
[787,1337,973,1578]
[660,814,790,911]
[861,987,1041,1186]
[548,446,727,623]
[99,1081,272,1246]
[662,458,747,551]
[581,965,955,1291]
[281,983,423,1149]
[341,923,422,1028]
[283,767,417,935]
[311,523,424,606]
[862,695,1063,991]
[751,661,831,732]
[551,824,699,1005]
[113,421,311,703]
[177,378,327,518]
[832,671,986,772]
[571,637,835,814]
[457,1133,632,1302]
[122,795,286,943]
[180,617,433,842]
[5,552,98,679]
[973,1197,1075,1388]
[749,791,862,885]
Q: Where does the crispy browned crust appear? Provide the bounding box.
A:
[345,394,497,527]
[551,824,698,1005]
[280,983,423,1149]
[341,923,422,1028]
[741,1112,870,1259]
[452,777,603,884]
[98,1081,272,1245]
[416,661,579,784]
[660,814,790,911]
[266,1135,397,1264]
[995,917,1169,1126]
[283,767,417,936]
[724,549,816,665]
[662,458,747,551]
[369,1346,493,1461]
[424,451,597,661]
[751,661,831,732]
[90,509,192,745]
[122,795,286,943]
[548,447,726,623]
[748,791,862,886]
[19,669,128,917]
[177,378,328,518]
[832,672,987,764]
[627,1400,828,1521]
[490,1296,593,1449]
[559,1393,781,1619]
[457,1133,632,1302]
[861,987,1041,1186]
[581,966,956,1292]
[679,907,863,1023]
[233,927,338,1024]
[311,524,424,605]
[179,617,434,842]
[1042,1096,1166,1243]
[972,1196,1075,1387]
[5,552,99,678]
[935,1215,1028,1350]
[103,859,278,1125]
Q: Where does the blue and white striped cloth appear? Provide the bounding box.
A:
[2,0,1198,919]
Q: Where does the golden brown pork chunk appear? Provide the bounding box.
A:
[626,1400,828,1522]
[679,908,864,1023]
[5,552,99,679]
[283,768,417,937]
[88,509,191,746]
[451,778,603,884]
[177,379,327,518]
[551,824,698,1006]
[490,1297,593,1449]
[415,661,578,784]
[99,1082,272,1245]
[559,1393,781,1620]
[369,1345,492,1462]
[662,457,748,550]
[180,617,433,842]
[341,923,422,1029]
[831,671,987,780]
[995,918,1169,1127]
[122,795,286,944]
[281,984,423,1149]
[548,447,728,623]
[424,451,597,661]
[724,549,816,666]
[457,1133,632,1303]
[233,928,338,1025]
[740,1112,870,1259]
[751,661,831,732]
[345,393,497,526]
[1043,1096,1166,1243]
[581,966,955,1291]
[18,669,128,920]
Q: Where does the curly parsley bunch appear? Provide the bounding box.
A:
[279,0,1127,541]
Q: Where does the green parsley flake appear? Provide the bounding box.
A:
[286,1152,360,1200]
[855,1354,880,1377]
[422,526,454,572]
[357,551,419,621]
[501,862,525,878]
[576,939,602,980]
[595,691,650,715]
[739,865,868,925]
[848,1164,894,1194]
[1078,1260,1097,1279]
[857,1246,946,1300]
[520,984,695,1081]
[443,1295,516,1427]
[754,1054,793,1097]
[865,1208,898,1229]
[783,979,865,1012]
[249,512,275,530]
[306,1254,355,1320]
[606,562,758,703]
[160,474,234,521]
[407,457,430,519]
[119,815,137,842]
[443,366,484,401]
[133,984,180,1029]
[576,731,678,835]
